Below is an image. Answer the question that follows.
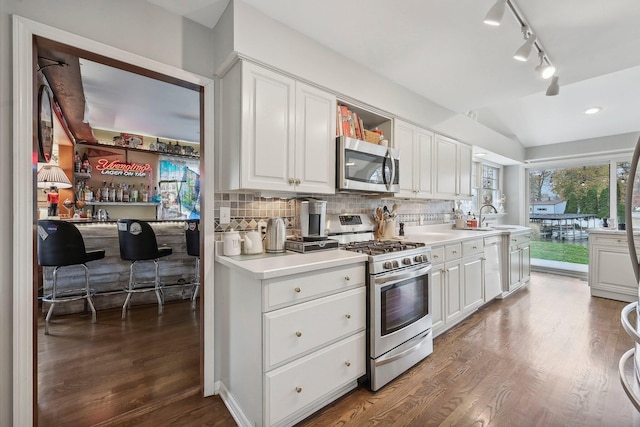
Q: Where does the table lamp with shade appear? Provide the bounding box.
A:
[37,164,72,217]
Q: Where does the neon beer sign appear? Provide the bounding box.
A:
[95,159,152,177]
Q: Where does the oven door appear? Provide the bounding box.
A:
[337,137,400,193]
[370,264,432,358]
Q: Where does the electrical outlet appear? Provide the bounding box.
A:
[220,206,231,224]
[258,220,268,237]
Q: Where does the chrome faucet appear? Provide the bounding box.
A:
[479,203,498,228]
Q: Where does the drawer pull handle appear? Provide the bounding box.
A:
[294,287,301,293]
[295,331,302,337]
[345,314,351,319]
[345,361,351,367]
[295,178,301,185]
[452,250,457,254]
[296,387,302,393]
[288,178,295,184]
[345,276,350,281]
[473,246,477,249]
[434,255,439,259]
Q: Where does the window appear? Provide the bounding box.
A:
[467,162,503,214]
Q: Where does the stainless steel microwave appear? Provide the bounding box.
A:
[336,136,400,194]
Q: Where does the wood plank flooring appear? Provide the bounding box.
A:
[38,272,640,426]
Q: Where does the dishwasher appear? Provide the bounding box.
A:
[484,236,502,300]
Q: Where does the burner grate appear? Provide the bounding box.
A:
[341,240,426,256]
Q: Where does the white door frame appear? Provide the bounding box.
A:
[12,15,216,426]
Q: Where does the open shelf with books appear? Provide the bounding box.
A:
[336,101,392,147]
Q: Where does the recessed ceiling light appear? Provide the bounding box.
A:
[584,107,602,115]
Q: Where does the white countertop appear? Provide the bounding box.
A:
[214,243,368,280]
[214,224,531,279]
[403,224,531,246]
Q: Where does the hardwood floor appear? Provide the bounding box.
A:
[38,272,640,426]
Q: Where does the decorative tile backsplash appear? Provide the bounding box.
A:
[214,192,455,236]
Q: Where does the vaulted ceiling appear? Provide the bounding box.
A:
[147,0,640,149]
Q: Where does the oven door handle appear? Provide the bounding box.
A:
[375,330,431,367]
[374,264,432,286]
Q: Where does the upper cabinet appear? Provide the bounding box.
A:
[219,61,336,194]
[433,134,472,199]
[393,119,434,199]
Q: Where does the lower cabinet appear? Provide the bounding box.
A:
[503,231,531,296]
[461,239,484,315]
[432,238,485,338]
[215,261,366,427]
[589,231,638,302]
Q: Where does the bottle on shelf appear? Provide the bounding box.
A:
[122,183,129,203]
[74,151,81,173]
[101,181,109,202]
[130,184,138,203]
[141,184,149,202]
[109,181,116,202]
[116,183,123,203]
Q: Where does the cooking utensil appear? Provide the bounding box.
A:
[391,203,398,217]
[265,217,286,253]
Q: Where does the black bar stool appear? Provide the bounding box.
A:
[37,220,105,335]
[185,219,200,310]
[117,219,172,320]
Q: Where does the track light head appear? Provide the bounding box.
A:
[545,76,560,96]
[483,0,508,26]
[534,52,556,79]
[514,27,536,61]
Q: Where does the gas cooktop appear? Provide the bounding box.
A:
[341,240,426,256]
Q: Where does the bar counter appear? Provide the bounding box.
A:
[41,220,198,315]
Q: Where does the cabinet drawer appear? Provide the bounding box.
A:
[590,233,637,247]
[265,331,366,427]
[462,239,483,257]
[431,246,445,264]
[509,234,531,246]
[264,287,365,369]
[445,243,462,260]
[263,264,365,310]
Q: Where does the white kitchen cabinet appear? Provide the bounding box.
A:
[431,244,463,337]
[588,231,639,302]
[219,60,336,194]
[215,260,366,427]
[461,239,484,315]
[433,134,472,199]
[394,119,434,199]
[503,231,531,297]
[431,237,488,337]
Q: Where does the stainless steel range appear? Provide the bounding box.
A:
[327,214,433,391]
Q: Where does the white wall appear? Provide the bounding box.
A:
[1,1,215,425]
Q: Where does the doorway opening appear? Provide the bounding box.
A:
[13,16,215,426]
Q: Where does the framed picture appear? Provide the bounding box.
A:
[38,85,54,163]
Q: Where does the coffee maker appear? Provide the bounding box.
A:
[300,200,327,241]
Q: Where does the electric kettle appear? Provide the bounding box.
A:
[264,217,286,253]
[243,230,264,254]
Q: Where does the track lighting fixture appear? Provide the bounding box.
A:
[513,26,536,62]
[483,0,559,95]
[483,0,507,26]
[534,51,556,79]
[545,76,560,96]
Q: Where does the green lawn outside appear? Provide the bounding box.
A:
[529,241,589,264]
